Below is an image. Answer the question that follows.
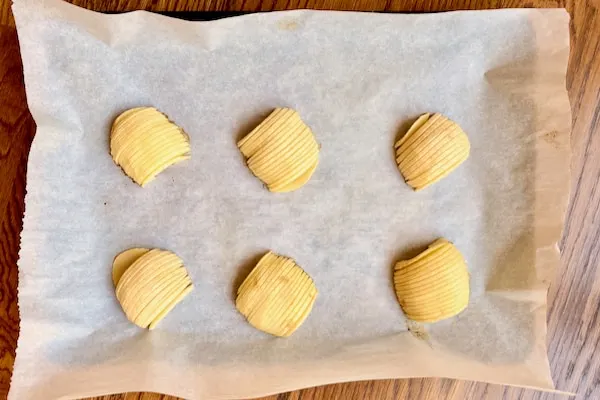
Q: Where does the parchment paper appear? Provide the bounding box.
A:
[10,0,571,398]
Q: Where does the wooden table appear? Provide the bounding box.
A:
[1,1,598,399]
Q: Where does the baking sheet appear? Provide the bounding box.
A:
[11,0,571,398]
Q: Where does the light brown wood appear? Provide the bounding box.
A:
[0,0,598,399]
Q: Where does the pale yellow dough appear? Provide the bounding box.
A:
[236,251,318,337]
[112,247,149,286]
[393,239,469,323]
[237,108,319,192]
[110,107,191,187]
[114,248,193,329]
[394,113,470,191]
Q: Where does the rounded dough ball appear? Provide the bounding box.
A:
[114,248,193,329]
[393,239,469,323]
[110,107,191,187]
[236,251,318,337]
[237,108,319,193]
[394,113,470,191]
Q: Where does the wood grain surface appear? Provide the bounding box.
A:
[0,0,598,399]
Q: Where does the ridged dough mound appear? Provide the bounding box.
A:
[393,239,469,323]
[113,248,193,329]
[394,113,470,191]
[112,247,150,286]
[237,108,319,193]
[236,251,318,337]
[110,107,191,187]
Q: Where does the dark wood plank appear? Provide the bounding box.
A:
[0,0,598,399]
[0,0,567,26]
[0,23,35,397]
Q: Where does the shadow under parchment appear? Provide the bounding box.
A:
[425,34,539,363]
[44,323,396,368]
[427,296,536,364]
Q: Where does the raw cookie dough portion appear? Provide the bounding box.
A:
[237,108,319,192]
[112,247,149,286]
[393,239,469,323]
[110,107,191,187]
[236,251,318,337]
[394,113,470,191]
[114,248,193,329]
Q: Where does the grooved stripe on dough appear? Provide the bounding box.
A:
[397,122,464,172]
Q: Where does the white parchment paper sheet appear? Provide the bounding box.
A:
[11,0,571,398]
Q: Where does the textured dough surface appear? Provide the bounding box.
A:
[394,113,470,191]
[236,251,318,337]
[114,248,193,329]
[393,239,469,323]
[112,247,150,286]
[110,107,191,187]
[237,108,319,192]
